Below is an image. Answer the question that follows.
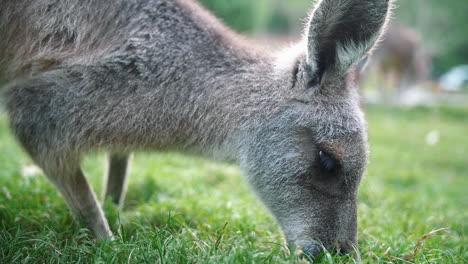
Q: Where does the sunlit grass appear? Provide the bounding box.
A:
[0,105,466,263]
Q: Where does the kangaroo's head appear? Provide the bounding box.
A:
[239,0,392,258]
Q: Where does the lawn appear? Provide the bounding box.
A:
[0,106,466,263]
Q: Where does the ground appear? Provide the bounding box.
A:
[0,106,466,263]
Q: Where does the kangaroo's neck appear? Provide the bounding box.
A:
[123,0,289,159]
[143,37,283,160]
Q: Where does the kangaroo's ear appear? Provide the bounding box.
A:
[306,0,392,80]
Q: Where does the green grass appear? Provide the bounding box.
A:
[0,106,466,263]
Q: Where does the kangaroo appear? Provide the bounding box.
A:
[359,24,431,102]
[0,0,392,258]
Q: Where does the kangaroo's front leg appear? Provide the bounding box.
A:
[105,152,132,207]
[49,166,113,239]
[6,73,114,239]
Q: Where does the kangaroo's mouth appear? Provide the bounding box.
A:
[300,240,354,260]
[301,242,323,259]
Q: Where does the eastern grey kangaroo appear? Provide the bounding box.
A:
[359,24,431,102]
[0,0,392,257]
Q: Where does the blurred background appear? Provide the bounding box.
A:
[200,0,468,105]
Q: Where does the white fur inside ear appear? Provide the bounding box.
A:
[306,0,351,72]
[273,41,306,76]
[336,32,380,73]
[304,0,392,75]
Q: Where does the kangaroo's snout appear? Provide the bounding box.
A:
[336,240,355,255]
[302,240,354,259]
[296,196,359,257]
[302,242,323,259]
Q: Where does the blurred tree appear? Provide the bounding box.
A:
[198,0,272,33]
[198,0,313,34]
[395,0,468,75]
[265,0,313,34]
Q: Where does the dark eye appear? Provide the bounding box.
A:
[318,150,337,171]
[291,60,300,89]
[307,73,321,89]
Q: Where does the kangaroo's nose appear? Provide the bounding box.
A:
[336,240,354,255]
[301,242,323,260]
[301,241,355,260]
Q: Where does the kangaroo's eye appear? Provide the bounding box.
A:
[318,150,337,171]
[307,73,321,89]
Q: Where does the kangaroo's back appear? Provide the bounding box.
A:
[2,0,269,156]
[0,0,260,84]
[0,0,127,81]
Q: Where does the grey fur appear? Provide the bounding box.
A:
[0,0,392,256]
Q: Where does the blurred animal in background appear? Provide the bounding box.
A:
[357,24,432,103]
